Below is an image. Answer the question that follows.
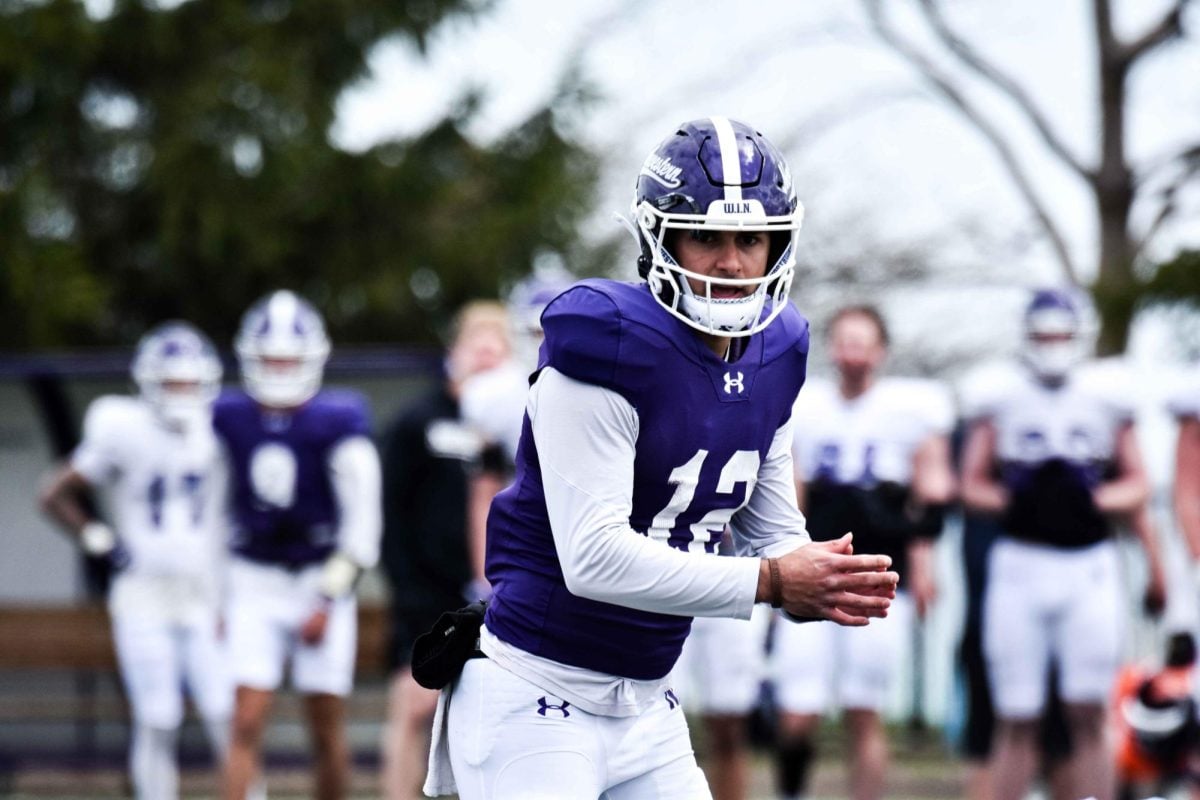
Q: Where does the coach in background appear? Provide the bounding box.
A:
[773,305,956,800]
[40,322,235,800]
[961,288,1158,800]
[379,302,512,800]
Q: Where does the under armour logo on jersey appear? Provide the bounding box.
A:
[664,689,679,710]
[536,697,571,718]
[723,371,745,395]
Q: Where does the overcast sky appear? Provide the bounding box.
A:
[333,1,1200,377]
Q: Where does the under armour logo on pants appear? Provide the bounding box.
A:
[664,689,679,710]
[536,697,571,717]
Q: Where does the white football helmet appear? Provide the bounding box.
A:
[1022,288,1085,383]
[132,321,222,429]
[235,290,330,408]
[632,117,804,338]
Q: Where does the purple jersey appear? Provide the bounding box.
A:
[484,280,809,680]
[213,388,372,566]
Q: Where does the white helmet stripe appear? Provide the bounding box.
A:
[267,290,300,334]
[710,116,743,203]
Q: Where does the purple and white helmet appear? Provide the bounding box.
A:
[633,117,804,337]
[132,321,222,428]
[1022,288,1084,382]
[235,290,330,408]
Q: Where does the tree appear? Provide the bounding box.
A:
[0,0,601,349]
[863,0,1200,354]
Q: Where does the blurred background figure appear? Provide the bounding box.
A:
[671,578,771,800]
[379,301,511,800]
[216,290,381,800]
[960,288,1160,800]
[459,263,574,599]
[773,304,956,800]
[1111,631,1198,800]
[39,321,232,800]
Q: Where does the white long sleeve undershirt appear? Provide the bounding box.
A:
[531,367,809,619]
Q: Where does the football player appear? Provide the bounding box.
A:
[39,321,232,800]
[961,288,1154,800]
[427,117,899,800]
[773,305,956,800]
[216,290,381,800]
[379,301,512,800]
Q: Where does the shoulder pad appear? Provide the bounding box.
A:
[81,395,143,442]
[762,302,810,364]
[540,281,628,392]
[309,389,373,436]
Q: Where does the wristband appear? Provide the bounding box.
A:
[81,521,116,557]
[317,552,362,599]
[769,557,783,609]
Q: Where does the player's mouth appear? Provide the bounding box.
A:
[711,286,748,299]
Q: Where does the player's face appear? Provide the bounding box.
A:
[829,314,886,383]
[671,229,770,298]
[450,324,510,382]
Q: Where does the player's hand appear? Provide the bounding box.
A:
[299,604,330,646]
[775,533,897,626]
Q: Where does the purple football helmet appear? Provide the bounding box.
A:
[235,290,330,408]
[1023,288,1084,382]
[632,117,804,337]
[132,321,222,428]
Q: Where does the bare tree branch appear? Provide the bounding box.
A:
[1134,157,1200,257]
[1136,142,1200,188]
[916,0,1091,180]
[1119,0,1189,64]
[863,0,1079,286]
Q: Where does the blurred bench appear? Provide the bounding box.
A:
[0,604,390,673]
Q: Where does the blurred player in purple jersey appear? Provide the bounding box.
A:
[380,301,512,800]
[40,321,233,800]
[425,117,899,800]
[216,290,382,800]
[774,305,956,800]
[961,288,1155,800]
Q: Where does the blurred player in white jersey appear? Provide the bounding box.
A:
[40,321,232,800]
[775,305,956,800]
[216,290,382,800]
[961,288,1153,800]
[672,570,771,800]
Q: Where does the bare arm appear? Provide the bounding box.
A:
[908,433,956,617]
[467,470,505,593]
[1129,502,1167,615]
[1093,423,1149,515]
[39,465,96,538]
[960,420,1008,514]
[1174,416,1200,560]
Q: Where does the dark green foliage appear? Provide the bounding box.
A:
[0,0,599,348]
